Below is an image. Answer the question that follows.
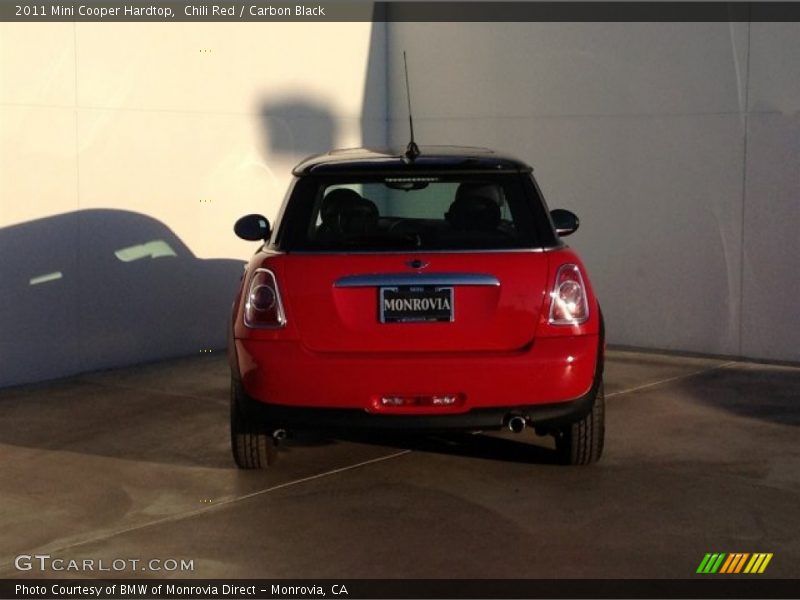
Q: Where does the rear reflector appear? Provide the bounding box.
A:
[376,394,464,408]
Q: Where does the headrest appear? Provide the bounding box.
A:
[455,182,504,205]
[446,194,501,232]
[321,189,378,234]
[321,189,370,223]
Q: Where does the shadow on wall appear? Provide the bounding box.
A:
[259,99,336,156]
[0,209,243,388]
[360,18,389,148]
[258,21,388,158]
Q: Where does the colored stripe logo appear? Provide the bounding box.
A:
[697,553,773,574]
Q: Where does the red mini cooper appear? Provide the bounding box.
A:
[229,146,604,468]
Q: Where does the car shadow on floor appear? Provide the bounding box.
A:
[283,429,562,465]
[676,364,800,427]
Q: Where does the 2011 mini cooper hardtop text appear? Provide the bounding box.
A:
[229,145,604,468]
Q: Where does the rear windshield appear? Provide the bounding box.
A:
[278,175,547,252]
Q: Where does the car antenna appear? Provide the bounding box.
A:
[403,51,420,161]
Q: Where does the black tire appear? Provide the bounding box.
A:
[554,382,605,465]
[230,381,276,469]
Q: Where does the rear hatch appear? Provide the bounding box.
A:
[276,168,555,353]
[282,252,549,353]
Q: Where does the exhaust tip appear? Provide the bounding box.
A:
[506,415,526,434]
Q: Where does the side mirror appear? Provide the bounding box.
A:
[234,214,271,241]
[550,209,580,237]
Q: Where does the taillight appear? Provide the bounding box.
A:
[549,264,589,325]
[244,268,286,328]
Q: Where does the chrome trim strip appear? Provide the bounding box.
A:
[334,272,500,288]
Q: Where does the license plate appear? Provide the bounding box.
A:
[379,286,454,323]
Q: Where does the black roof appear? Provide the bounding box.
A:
[292,146,533,176]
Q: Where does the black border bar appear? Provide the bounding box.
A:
[3,579,800,599]
[6,1,800,22]
[379,1,773,22]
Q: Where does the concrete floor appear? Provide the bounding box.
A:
[0,350,798,579]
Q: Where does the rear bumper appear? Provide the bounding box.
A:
[234,334,601,418]
[235,373,601,432]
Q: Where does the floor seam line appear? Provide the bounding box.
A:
[77,378,228,405]
[0,449,411,573]
[606,361,737,398]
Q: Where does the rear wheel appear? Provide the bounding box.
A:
[554,382,605,465]
[230,381,276,469]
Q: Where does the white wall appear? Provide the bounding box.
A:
[3,18,799,388]
[740,23,800,362]
[0,21,387,386]
[388,22,800,362]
